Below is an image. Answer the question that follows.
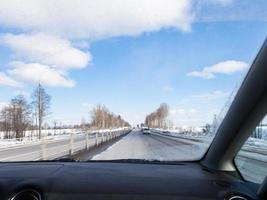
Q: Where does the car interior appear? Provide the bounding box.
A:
[0,39,266,200]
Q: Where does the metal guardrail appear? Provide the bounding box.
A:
[150,129,209,143]
[0,128,131,161]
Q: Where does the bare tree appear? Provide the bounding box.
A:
[31,83,51,139]
[81,117,87,132]
[52,120,58,134]
[0,105,12,138]
[0,95,31,139]
[88,105,130,130]
[145,103,169,129]
[10,95,31,138]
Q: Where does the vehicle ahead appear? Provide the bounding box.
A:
[142,127,151,134]
[162,130,170,134]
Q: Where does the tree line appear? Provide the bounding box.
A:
[82,105,130,130]
[1,84,130,139]
[144,103,169,128]
[0,84,50,139]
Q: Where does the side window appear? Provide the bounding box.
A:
[235,115,267,184]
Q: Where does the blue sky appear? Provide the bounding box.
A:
[0,0,266,126]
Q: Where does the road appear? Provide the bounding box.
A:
[92,130,208,161]
[92,130,267,184]
[0,129,265,183]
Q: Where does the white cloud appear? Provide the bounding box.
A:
[0,33,91,88]
[1,33,91,69]
[0,72,21,87]
[0,1,194,88]
[191,90,229,100]
[162,85,174,92]
[0,0,193,39]
[7,61,75,88]
[187,60,248,79]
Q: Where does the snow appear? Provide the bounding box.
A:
[0,127,129,149]
[0,127,130,161]
[0,129,77,149]
[0,128,78,139]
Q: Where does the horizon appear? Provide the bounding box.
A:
[0,0,267,127]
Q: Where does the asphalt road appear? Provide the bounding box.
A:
[0,129,266,184]
[92,130,267,184]
[92,130,208,161]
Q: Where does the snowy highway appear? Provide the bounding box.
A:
[92,129,208,161]
[92,129,267,183]
[0,128,265,183]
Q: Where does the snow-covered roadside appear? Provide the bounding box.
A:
[0,127,130,149]
[0,133,72,149]
[151,129,213,145]
[152,128,267,162]
[0,128,78,139]
[153,128,267,150]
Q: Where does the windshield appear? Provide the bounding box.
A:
[0,0,266,162]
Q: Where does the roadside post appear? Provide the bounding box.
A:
[69,132,74,155]
[41,132,47,160]
[86,132,89,150]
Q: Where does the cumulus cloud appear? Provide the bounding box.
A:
[0,1,195,88]
[0,33,91,88]
[187,60,248,79]
[7,61,75,88]
[0,72,21,87]
[0,0,193,39]
[1,33,91,69]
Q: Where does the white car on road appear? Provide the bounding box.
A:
[142,128,151,135]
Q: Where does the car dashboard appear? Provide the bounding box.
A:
[0,161,259,200]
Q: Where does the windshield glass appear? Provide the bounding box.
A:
[0,0,266,162]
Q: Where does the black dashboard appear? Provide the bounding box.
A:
[0,161,259,200]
